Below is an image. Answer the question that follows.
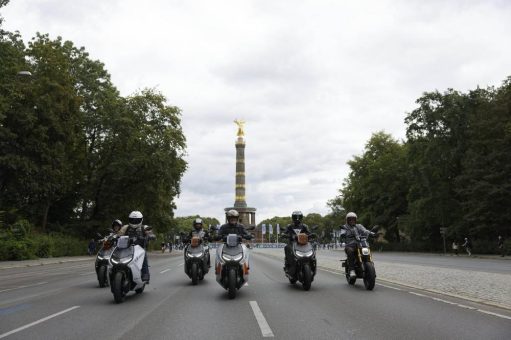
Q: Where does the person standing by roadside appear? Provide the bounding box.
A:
[462,237,472,256]
[452,241,459,256]
[88,238,96,256]
[498,236,505,257]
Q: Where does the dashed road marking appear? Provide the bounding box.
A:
[0,306,80,339]
[178,263,184,266]
[378,283,402,291]
[249,301,274,338]
[160,268,171,274]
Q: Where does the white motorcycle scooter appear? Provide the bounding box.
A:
[215,234,251,299]
[108,236,146,303]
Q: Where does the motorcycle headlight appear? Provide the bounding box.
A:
[187,252,202,258]
[295,250,314,258]
[97,255,105,260]
[120,257,133,264]
[361,247,370,255]
[110,258,119,264]
[222,253,243,262]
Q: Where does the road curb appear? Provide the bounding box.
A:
[253,250,511,311]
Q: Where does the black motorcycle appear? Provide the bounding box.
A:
[340,226,377,290]
[184,234,210,285]
[282,232,317,291]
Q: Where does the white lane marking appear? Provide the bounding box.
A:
[178,263,184,266]
[477,309,511,320]
[160,268,171,274]
[378,284,402,291]
[409,292,427,297]
[0,282,48,293]
[0,306,80,339]
[410,291,511,320]
[249,301,274,338]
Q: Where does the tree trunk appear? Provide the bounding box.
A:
[42,200,50,231]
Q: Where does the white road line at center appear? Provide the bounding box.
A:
[160,268,171,274]
[178,263,184,266]
[249,301,274,338]
[0,306,80,339]
[0,281,48,293]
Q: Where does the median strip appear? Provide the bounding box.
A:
[0,306,80,339]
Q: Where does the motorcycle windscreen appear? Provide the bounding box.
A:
[111,246,134,261]
[188,244,204,255]
[117,236,130,249]
[191,236,201,247]
[226,234,239,247]
[297,233,309,245]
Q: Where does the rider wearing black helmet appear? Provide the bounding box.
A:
[283,211,311,271]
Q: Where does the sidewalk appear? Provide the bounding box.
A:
[253,248,511,310]
[0,250,182,270]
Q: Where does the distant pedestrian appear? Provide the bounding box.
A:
[498,236,505,257]
[451,241,459,256]
[462,237,472,256]
[88,239,96,256]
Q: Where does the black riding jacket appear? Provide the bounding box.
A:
[284,223,311,243]
[216,223,253,240]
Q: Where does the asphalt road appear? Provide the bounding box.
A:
[315,249,511,274]
[0,250,510,339]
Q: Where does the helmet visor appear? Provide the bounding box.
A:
[129,217,143,225]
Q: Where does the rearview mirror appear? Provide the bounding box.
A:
[247,225,256,230]
[371,225,379,232]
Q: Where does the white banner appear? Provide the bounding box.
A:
[276,224,280,234]
[262,224,266,235]
[269,224,273,234]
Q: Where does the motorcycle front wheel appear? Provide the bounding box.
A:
[363,262,376,290]
[98,265,108,288]
[302,263,312,291]
[191,263,198,285]
[228,268,237,299]
[113,271,126,303]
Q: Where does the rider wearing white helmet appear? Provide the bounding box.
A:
[118,211,155,282]
[340,212,373,279]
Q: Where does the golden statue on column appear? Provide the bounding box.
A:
[234,119,245,137]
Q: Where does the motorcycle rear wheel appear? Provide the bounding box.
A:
[228,268,237,299]
[191,263,198,285]
[363,262,376,290]
[98,265,108,288]
[302,263,312,291]
[113,271,126,303]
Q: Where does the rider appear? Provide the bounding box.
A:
[118,211,155,282]
[216,210,253,241]
[112,219,123,234]
[186,218,211,267]
[340,212,373,279]
[283,211,311,272]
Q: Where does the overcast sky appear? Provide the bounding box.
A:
[3,0,511,223]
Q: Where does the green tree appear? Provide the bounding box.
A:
[404,90,469,245]
[455,81,511,239]
[332,132,408,242]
